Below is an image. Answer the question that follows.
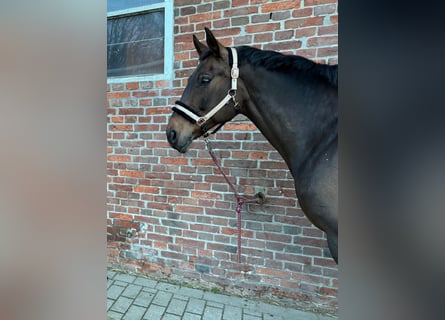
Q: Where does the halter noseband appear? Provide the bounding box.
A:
[172,47,240,136]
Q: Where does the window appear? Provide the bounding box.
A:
[107,0,173,81]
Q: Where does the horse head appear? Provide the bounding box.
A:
[166,28,244,153]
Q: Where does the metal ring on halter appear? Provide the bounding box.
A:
[196,117,206,126]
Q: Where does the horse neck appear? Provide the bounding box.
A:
[238,63,338,176]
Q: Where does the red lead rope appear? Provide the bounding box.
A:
[205,139,259,263]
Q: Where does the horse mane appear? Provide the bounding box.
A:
[237,46,338,87]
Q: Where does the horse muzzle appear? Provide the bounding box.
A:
[166,127,193,153]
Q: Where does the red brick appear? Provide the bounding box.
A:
[245,23,281,33]
[126,82,139,90]
[132,91,157,98]
[264,41,301,51]
[175,205,203,214]
[319,287,338,296]
[107,92,130,99]
[314,257,337,267]
[109,124,133,131]
[304,0,336,5]
[177,238,205,249]
[256,267,290,278]
[223,123,257,131]
[108,155,131,162]
[295,27,317,38]
[146,107,171,115]
[191,158,214,166]
[109,213,133,221]
[161,158,188,165]
[307,35,338,47]
[317,25,338,36]
[280,280,301,289]
[292,8,313,17]
[253,33,272,43]
[221,228,253,237]
[189,12,221,23]
[111,116,123,123]
[213,18,230,28]
[156,80,170,88]
[232,0,249,6]
[134,186,160,194]
[119,108,144,115]
[262,0,301,13]
[139,99,152,106]
[191,191,222,199]
[285,16,324,28]
[190,224,219,233]
[174,0,201,6]
[120,170,144,178]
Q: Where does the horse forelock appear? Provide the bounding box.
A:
[199,50,213,62]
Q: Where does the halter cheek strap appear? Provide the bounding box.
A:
[172,47,239,135]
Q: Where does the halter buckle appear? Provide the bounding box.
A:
[231,67,239,79]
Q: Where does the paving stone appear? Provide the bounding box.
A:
[182,312,202,320]
[222,305,242,320]
[202,306,223,320]
[108,285,126,300]
[162,314,181,320]
[114,273,136,284]
[186,297,206,315]
[202,291,228,303]
[156,282,181,293]
[143,304,165,320]
[243,307,262,317]
[243,314,262,320]
[107,299,114,311]
[107,270,338,320]
[107,310,123,320]
[152,290,172,307]
[177,287,203,299]
[114,280,130,287]
[172,293,189,301]
[122,305,147,320]
[122,284,143,299]
[280,307,319,320]
[207,300,224,308]
[202,291,246,308]
[134,290,156,307]
[110,296,133,314]
[134,277,158,288]
[264,313,283,320]
[166,298,187,316]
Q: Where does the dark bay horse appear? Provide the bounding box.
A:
[166,28,338,263]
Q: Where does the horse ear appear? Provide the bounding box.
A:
[205,27,223,57]
[193,34,208,56]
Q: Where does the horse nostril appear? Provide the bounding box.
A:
[167,128,177,145]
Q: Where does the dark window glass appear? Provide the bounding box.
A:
[107,10,164,77]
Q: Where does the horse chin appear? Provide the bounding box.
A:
[177,144,190,154]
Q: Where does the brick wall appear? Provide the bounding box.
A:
[107,0,338,313]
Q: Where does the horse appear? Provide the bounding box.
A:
[166,28,338,263]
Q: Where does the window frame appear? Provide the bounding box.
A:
[106,0,173,83]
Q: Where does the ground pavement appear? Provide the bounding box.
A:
[107,269,337,320]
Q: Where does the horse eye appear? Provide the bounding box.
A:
[200,77,211,85]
